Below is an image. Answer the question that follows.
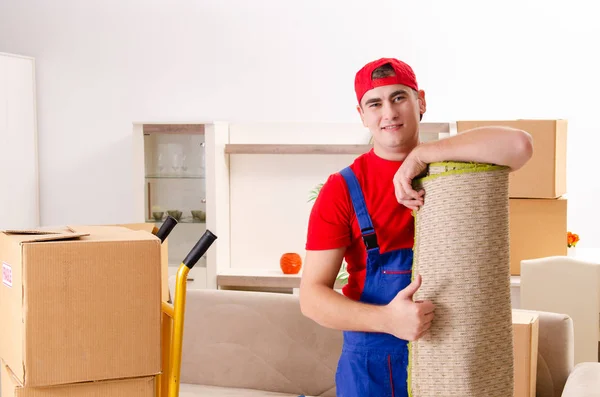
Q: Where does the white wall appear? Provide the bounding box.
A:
[227,122,370,270]
[0,0,598,246]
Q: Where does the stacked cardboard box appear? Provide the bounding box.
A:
[512,310,540,397]
[0,224,163,396]
[457,120,568,275]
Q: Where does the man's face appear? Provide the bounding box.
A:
[357,84,426,154]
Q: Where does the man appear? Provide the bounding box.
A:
[299,57,533,396]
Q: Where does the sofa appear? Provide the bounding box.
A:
[533,311,600,396]
[172,285,600,397]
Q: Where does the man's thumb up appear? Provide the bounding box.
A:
[398,273,422,299]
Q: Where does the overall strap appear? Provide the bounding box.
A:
[340,167,379,251]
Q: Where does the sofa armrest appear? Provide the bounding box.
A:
[561,363,600,397]
[533,311,574,397]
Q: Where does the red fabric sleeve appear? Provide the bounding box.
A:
[305,173,352,250]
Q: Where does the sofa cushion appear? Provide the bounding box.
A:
[180,383,310,397]
[176,289,340,396]
[561,362,600,397]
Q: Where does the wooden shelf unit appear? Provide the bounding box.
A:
[224,122,451,155]
[142,124,205,135]
[224,144,372,155]
[216,268,345,291]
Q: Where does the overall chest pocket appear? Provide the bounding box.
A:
[365,249,414,304]
[377,249,413,276]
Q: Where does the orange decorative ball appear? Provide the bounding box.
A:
[280,253,302,274]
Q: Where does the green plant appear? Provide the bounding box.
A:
[307,183,324,203]
[337,262,349,286]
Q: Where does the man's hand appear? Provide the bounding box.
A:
[382,274,435,341]
[393,147,427,211]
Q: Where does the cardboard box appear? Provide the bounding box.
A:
[1,361,155,397]
[457,119,567,198]
[512,310,540,397]
[510,198,567,275]
[0,225,162,387]
[114,222,170,302]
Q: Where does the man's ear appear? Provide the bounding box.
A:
[418,89,427,116]
[356,105,367,127]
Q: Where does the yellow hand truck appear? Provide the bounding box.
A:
[151,216,217,397]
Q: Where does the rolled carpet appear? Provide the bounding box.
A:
[408,161,514,397]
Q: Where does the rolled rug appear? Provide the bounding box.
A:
[408,162,514,397]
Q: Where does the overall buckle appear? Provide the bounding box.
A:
[362,231,379,250]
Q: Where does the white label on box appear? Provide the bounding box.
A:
[2,262,12,288]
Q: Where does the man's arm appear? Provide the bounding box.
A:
[300,249,435,341]
[299,248,386,333]
[394,126,533,210]
[417,126,533,172]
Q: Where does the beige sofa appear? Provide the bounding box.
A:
[534,311,600,396]
[173,287,600,397]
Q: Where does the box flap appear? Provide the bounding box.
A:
[6,225,159,244]
[512,309,540,325]
[2,361,23,386]
[2,226,89,243]
[112,223,157,234]
[71,225,159,242]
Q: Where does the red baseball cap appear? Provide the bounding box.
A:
[354,58,418,105]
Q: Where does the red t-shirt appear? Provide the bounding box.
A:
[305,149,415,300]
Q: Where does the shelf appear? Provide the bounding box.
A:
[142,124,205,135]
[145,175,205,179]
[222,124,451,154]
[216,268,345,289]
[224,144,372,155]
[146,219,206,224]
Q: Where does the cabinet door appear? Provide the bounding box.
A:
[0,54,39,229]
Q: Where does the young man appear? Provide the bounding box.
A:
[300,57,533,396]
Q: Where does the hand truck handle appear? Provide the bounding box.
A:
[182,229,217,269]
[154,216,178,243]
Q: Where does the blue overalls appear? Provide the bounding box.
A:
[336,167,414,397]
